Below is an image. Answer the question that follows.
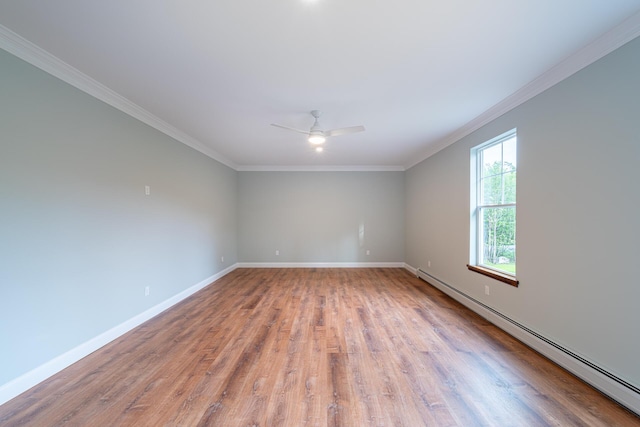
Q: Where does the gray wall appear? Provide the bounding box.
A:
[406,37,640,388]
[0,49,238,385]
[238,172,404,263]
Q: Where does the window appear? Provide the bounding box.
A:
[468,129,519,286]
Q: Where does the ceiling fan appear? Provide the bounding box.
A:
[271,110,365,147]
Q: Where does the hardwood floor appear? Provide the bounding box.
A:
[1,268,638,426]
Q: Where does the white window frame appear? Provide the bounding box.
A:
[468,129,519,286]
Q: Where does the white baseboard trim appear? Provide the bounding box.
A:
[403,263,418,275]
[237,262,405,268]
[0,263,238,406]
[408,264,640,416]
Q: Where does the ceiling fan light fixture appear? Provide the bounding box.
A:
[308,133,326,145]
[272,110,364,147]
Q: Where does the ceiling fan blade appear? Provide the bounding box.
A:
[325,125,365,137]
[271,123,310,135]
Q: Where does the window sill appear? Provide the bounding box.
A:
[467,264,519,287]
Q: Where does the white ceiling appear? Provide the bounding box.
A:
[1,1,639,170]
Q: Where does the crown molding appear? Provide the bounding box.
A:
[406,11,640,170]
[236,164,405,172]
[0,24,237,171]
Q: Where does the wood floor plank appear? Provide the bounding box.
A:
[1,268,638,426]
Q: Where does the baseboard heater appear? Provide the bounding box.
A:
[415,267,640,414]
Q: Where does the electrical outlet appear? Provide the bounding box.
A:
[144,185,150,196]
[485,285,490,296]
[366,250,370,256]
[275,250,279,256]
[428,260,431,268]
[145,286,150,296]
[221,256,224,263]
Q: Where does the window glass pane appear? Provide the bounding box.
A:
[480,206,516,274]
[481,174,503,205]
[503,171,516,204]
[481,143,502,178]
[502,136,517,171]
